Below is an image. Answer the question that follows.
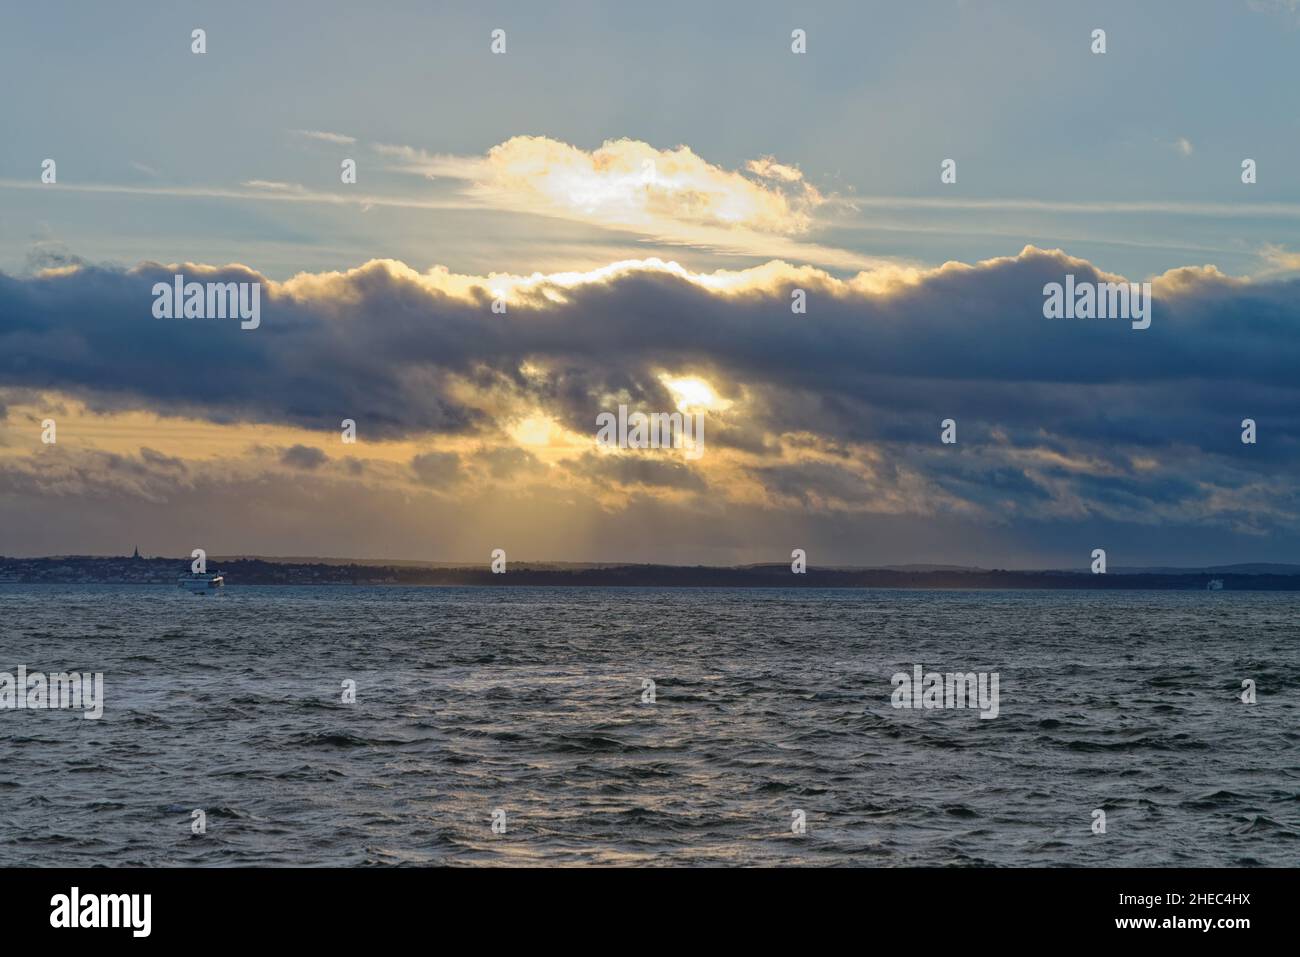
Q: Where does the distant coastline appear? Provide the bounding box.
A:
[4,555,1300,590]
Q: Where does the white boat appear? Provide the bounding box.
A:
[178,572,224,593]
[1206,579,1224,591]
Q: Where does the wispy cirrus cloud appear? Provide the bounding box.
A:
[1257,243,1300,275]
[0,178,473,213]
[291,129,357,145]
[242,179,306,193]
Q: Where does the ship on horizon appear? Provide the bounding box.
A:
[178,571,224,594]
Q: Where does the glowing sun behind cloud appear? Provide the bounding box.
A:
[373,136,890,270]
[660,375,730,413]
[463,137,826,235]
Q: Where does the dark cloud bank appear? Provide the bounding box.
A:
[1,248,1297,563]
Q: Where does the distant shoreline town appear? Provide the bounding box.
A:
[3,553,1300,590]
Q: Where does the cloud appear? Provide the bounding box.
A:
[2,246,1298,551]
[139,446,187,472]
[473,445,540,479]
[242,180,306,193]
[378,136,825,233]
[1247,0,1300,23]
[1257,244,1300,275]
[372,137,884,269]
[4,248,1298,442]
[563,450,707,492]
[410,450,462,486]
[0,446,197,504]
[281,444,328,470]
[292,129,357,145]
[0,179,471,215]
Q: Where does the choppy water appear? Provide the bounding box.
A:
[0,585,1296,866]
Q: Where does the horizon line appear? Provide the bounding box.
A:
[6,553,1299,573]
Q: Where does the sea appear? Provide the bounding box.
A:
[0,585,1295,866]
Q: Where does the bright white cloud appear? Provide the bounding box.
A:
[370,137,890,269]
[378,136,825,233]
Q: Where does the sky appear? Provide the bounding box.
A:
[1,0,1299,566]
